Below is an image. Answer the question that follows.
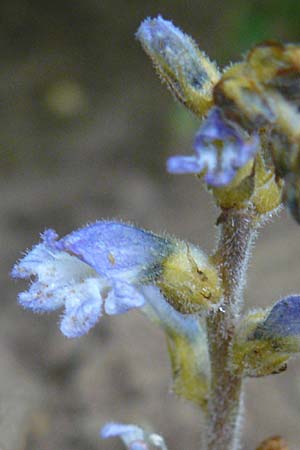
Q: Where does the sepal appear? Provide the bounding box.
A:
[157,241,222,313]
[166,324,209,408]
[251,152,283,215]
[212,160,255,209]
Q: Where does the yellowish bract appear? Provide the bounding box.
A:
[167,328,209,408]
[214,42,300,139]
[213,42,300,221]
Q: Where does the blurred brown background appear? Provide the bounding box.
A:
[2,1,300,449]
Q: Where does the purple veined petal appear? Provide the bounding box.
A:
[100,422,147,449]
[253,295,300,339]
[60,278,104,338]
[129,442,149,450]
[101,422,143,439]
[18,282,66,312]
[104,280,145,315]
[195,145,217,170]
[196,107,234,141]
[204,167,236,187]
[168,106,260,186]
[55,221,173,281]
[60,300,102,338]
[12,240,97,286]
[11,242,58,280]
[167,155,204,173]
[240,135,260,165]
[202,135,258,187]
[167,145,217,176]
[12,237,100,315]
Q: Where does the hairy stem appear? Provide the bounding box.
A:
[205,209,257,450]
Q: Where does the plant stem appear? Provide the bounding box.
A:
[205,208,257,450]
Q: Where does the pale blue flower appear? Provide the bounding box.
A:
[12,222,174,338]
[167,107,259,186]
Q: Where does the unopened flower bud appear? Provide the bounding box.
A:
[231,295,300,377]
[136,15,220,116]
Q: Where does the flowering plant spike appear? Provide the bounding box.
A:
[12,14,300,450]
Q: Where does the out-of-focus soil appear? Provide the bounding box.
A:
[1,1,300,449]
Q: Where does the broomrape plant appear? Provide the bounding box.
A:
[12,15,300,450]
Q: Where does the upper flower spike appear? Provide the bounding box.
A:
[11,222,173,338]
[167,107,259,186]
[136,15,220,116]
